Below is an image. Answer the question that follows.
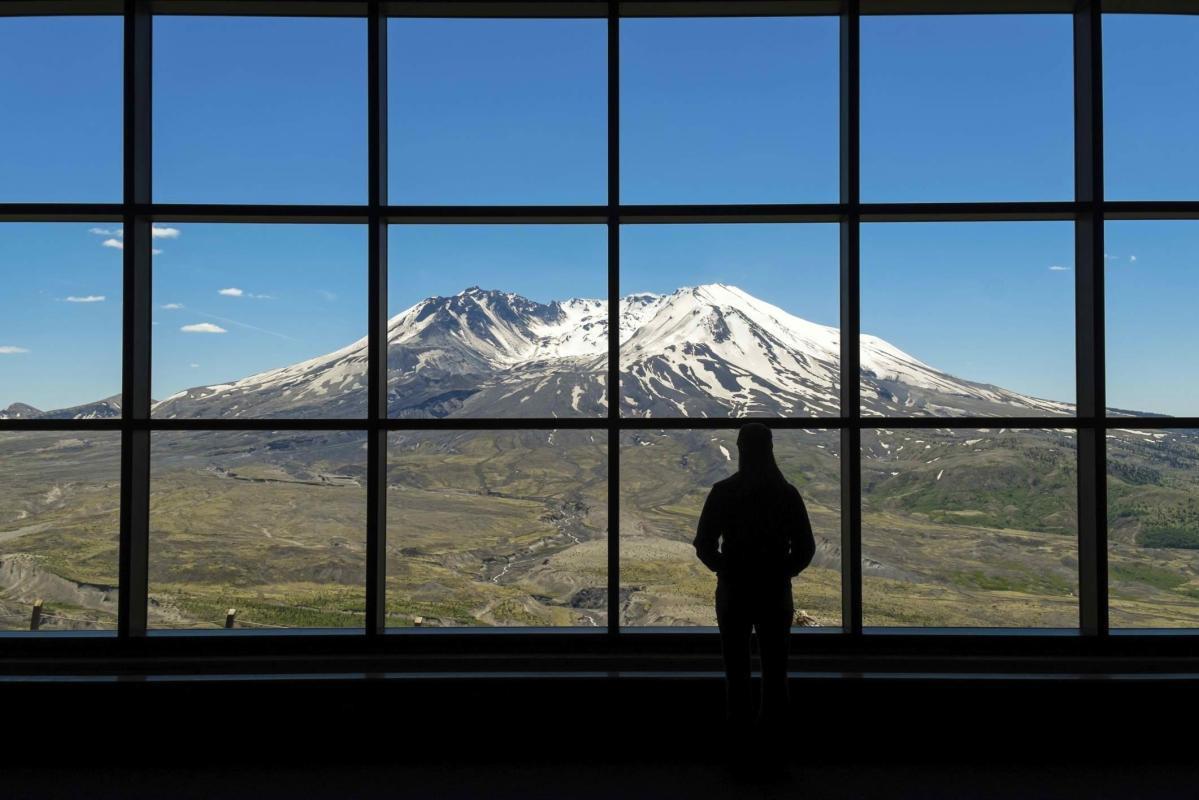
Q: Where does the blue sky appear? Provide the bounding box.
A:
[391,19,607,204]
[151,224,367,402]
[0,17,123,201]
[154,17,367,204]
[0,224,123,410]
[622,225,839,326]
[861,15,1074,202]
[1,14,1196,414]
[862,222,1076,405]
[1104,15,1199,200]
[1106,221,1199,416]
[622,17,838,203]
[390,226,607,309]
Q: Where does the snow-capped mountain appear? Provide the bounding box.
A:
[0,395,124,421]
[150,286,611,419]
[13,284,1080,420]
[619,283,1071,417]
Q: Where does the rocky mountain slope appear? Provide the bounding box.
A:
[7,284,1086,420]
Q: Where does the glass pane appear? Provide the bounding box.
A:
[861,222,1075,417]
[154,16,366,204]
[387,225,606,418]
[1104,14,1199,200]
[861,15,1073,202]
[1109,428,1199,628]
[862,428,1077,628]
[620,429,841,627]
[0,17,122,202]
[149,430,366,630]
[152,224,367,420]
[0,432,121,631]
[389,19,606,204]
[621,17,838,204]
[0,224,122,418]
[620,224,840,418]
[1106,221,1198,418]
[387,430,607,627]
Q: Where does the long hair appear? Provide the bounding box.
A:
[736,423,789,497]
[734,424,792,556]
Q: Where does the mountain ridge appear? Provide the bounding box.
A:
[3,284,1109,420]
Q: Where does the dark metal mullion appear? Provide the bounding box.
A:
[0,420,124,432]
[1103,201,1199,219]
[35,0,1199,19]
[137,419,375,430]
[856,417,1082,430]
[152,0,369,14]
[606,0,621,640]
[0,0,124,15]
[839,0,863,637]
[387,206,605,224]
[1074,0,1107,638]
[860,202,1077,222]
[18,200,1199,225]
[1103,418,1199,430]
[365,0,388,638]
[0,204,124,222]
[620,203,841,223]
[147,204,369,222]
[118,0,152,639]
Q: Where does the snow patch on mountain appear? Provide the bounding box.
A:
[25,284,1091,421]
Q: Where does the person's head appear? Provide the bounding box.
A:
[736,422,776,474]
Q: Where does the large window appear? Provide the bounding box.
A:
[1,3,1195,649]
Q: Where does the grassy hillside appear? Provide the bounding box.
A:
[2,427,1199,630]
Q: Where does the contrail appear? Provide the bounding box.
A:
[190,310,299,342]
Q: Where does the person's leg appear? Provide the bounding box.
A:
[755,583,794,731]
[715,582,753,728]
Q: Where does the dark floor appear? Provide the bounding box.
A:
[2,671,1193,798]
[6,759,1199,800]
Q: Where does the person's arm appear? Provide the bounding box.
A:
[693,486,726,574]
[784,488,817,578]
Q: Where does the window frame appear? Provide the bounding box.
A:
[3,0,1199,670]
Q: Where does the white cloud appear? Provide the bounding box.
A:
[1048,265,1070,271]
[319,290,337,302]
[218,287,272,299]
[186,311,296,341]
[101,240,164,255]
[181,323,227,334]
[161,303,184,310]
[65,295,106,303]
[190,363,200,368]
[0,346,30,354]
[98,239,163,255]
[1130,255,1138,263]
[92,227,175,254]
[1104,253,1119,260]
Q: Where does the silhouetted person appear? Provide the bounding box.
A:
[693,422,816,746]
